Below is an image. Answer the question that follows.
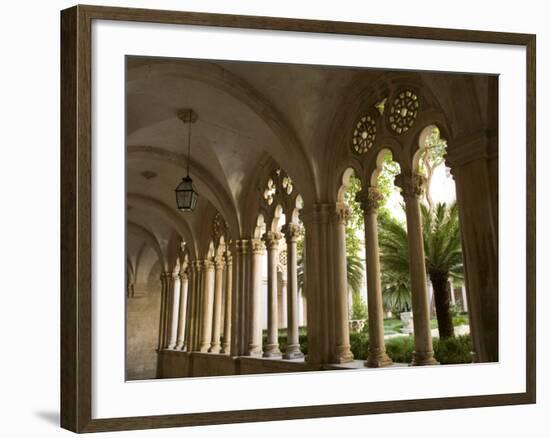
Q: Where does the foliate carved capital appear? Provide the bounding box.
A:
[250,238,266,255]
[335,203,352,225]
[394,171,426,199]
[262,231,282,250]
[203,259,215,272]
[356,187,384,214]
[179,270,189,281]
[225,253,233,267]
[161,272,171,281]
[281,223,302,242]
[214,255,226,270]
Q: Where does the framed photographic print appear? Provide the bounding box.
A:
[60,4,536,433]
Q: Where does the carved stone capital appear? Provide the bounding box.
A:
[225,253,233,267]
[250,238,266,255]
[356,187,384,214]
[334,203,352,225]
[203,259,215,272]
[281,223,302,242]
[179,270,189,281]
[214,255,226,270]
[262,231,282,250]
[394,171,426,199]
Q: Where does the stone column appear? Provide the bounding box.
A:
[175,269,189,350]
[199,260,215,352]
[461,285,468,312]
[157,272,170,350]
[221,253,233,354]
[281,223,304,359]
[247,239,265,357]
[450,283,456,306]
[357,188,393,367]
[183,263,196,351]
[166,272,181,349]
[280,272,288,327]
[231,240,248,356]
[263,231,282,358]
[209,255,225,353]
[332,204,354,363]
[395,171,438,366]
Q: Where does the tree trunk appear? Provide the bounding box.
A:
[429,271,454,339]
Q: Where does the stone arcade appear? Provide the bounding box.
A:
[125,57,498,380]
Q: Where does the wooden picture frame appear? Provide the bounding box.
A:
[60,4,536,433]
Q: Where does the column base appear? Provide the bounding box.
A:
[209,344,221,354]
[365,349,393,368]
[283,344,304,360]
[246,344,263,357]
[167,343,176,350]
[263,344,282,358]
[199,343,211,353]
[220,343,231,354]
[333,345,354,363]
[175,342,184,350]
[411,350,439,366]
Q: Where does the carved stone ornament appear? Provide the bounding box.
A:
[389,90,419,134]
[352,114,376,154]
[356,188,384,214]
[263,231,282,249]
[335,204,352,224]
[281,223,301,242]
[250,238,266,254]
[394,170,426,199]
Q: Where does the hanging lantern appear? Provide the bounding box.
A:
[175,109,199,212]
[175,176,199,212]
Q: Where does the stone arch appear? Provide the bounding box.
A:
[127,146,240,237]
[128,221,167,272]
[126,193,197,259]
[127,61,318,204]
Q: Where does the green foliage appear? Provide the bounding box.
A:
[350,293,368,320]
[418,126,447,210]
[376,151,401,212]
[343,173,364,257]
[346,254,365,296]
[385,336,415,363]
[433,335,473,364]
[378,202,463,315]
[349,332,370,360]
[421,202,464,284]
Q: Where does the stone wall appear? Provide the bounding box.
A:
[126,270,162,380]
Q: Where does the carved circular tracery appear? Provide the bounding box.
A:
[352,115,376,154]
[389,90,419,134]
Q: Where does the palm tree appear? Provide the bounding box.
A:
[378,202,463,339]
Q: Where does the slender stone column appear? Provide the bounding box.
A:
[187,262,199,351]
[450,283,456,306]
[231,240,248,356]
[183,263,196,351]
[356,188,393,367]
[461,285,468,312]
[332,204,354,363]
[221,253,233,354]
[175,270,189,350]
[281,223,304,359]
[247,239,265,356]
[209,255,225,353]
[157,272,170,350]
[395,171,438,366]
[199,260,215,352]
[166,272,181,349]
[263,231,282,357]
[279,269,288,328]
